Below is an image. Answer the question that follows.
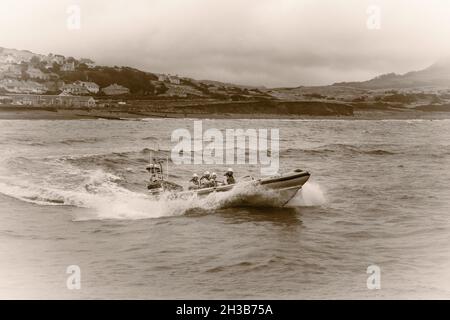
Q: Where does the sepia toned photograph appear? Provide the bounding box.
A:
[0,0,449,304]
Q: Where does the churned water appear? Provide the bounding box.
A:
[0,118,449,299]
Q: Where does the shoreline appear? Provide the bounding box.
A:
[0,106,449,121]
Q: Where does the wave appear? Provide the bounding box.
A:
[59,137,103,145]
[282,144,397,156]
[0,169,184,220]
[364,149,395,155]
[142,136,160,141]
[58,146,272,171]
[0,167,313,221]
[59,148,170,168]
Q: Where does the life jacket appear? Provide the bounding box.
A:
[190,178,200,186]
[189,179,200,190]
[225,173,235,185]
[200,175,211,185]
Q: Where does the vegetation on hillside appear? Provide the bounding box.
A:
[58,66,158,95]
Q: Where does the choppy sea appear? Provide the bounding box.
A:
[0,118,449,299]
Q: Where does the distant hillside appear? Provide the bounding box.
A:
[2,46,450,116]
[333,59,450,89]
[59,66,158,95]
[0,46,271,100]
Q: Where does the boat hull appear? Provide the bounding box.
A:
[152,169,311,207]
[258,171,311,205]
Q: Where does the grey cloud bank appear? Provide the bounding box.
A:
[1,0,449,87]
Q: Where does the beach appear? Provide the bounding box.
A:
[1,105,449,121]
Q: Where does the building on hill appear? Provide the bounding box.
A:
[44,62,54,70]
[0,79,47,94]
[157,74,181,85]
[101,83,130,95]
[168,75,181,85]
[26,67,50,80]
[56,95,96,107]
[0,49,36,63]
[79,58,96,69]
[158,74,168,82]
[0,55,10,64]
[2,55,18,64]
[61,61,75,72]
[0,79,22,92]
[5,94,96,108]
[0,64,22,79]
[47,54,65,65]
[0,95,13,104]
[61,83,90,95]
[74,81,100,94]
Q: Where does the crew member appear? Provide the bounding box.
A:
[224,168,235,185]
[200,171,211,187]
[210,172,218,187]
[189,173,200,190]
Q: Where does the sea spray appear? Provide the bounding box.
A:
[288,181,326,207]
[0,151,321,220]
[0,167,302,220]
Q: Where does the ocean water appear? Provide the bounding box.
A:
[0,118,449,299]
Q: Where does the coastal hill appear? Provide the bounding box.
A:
[0,46,271,101]
[333,59,450,89]
[1,46,450,118]
[260,59,450,115]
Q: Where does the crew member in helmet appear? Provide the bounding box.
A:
[200,171,211,187]
[189,173,200,190]
[210,172,218,187]
[224,168,235,185]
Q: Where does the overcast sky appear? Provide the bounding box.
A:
[1,0,449,87]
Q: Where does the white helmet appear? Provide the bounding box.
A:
[227,168,233,172]
[192,173,198,178]
[211,172,217,177]
[204,171,210,176]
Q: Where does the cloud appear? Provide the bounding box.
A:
[1,0,449,86]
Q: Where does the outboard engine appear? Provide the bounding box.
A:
[146,158,183,193]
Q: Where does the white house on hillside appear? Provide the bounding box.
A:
[61,62,75,72]
[74,81,100,94]
[48,54,65,65]
[61,83,89,95]
[168,75,181,85]
[26,67,50,80]
[4,55,18,64]
[0,64,22,79]
[158,74,168,82]
[79,58,96,69]
[157,73,181,85]
[0,79,47,94]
